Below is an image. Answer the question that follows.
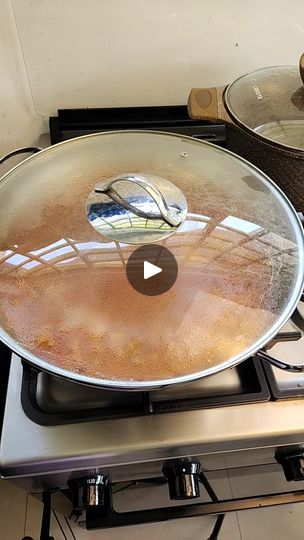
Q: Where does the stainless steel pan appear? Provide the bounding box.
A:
[0,132,303,391]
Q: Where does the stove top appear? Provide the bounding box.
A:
[20,358,269,426]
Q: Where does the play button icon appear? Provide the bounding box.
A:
[144,261,162,280]
[126,245,178,296]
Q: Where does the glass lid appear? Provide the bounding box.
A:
[0,131,303,388]
[225,66,304,151]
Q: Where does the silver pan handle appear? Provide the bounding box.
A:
[0,146,42,165]
[256,348,304,373]
[95,174,183,227]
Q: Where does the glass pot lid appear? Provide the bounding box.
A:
[225,66,304,151]
[0,131,303,388]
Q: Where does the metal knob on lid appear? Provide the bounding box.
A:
[87,172,188,244]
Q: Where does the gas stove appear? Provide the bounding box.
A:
[1,106,304,538]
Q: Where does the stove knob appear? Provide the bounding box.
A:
[68,475,108,510]
[162,460,201,500]
[83,475,107,507]
[275,447,304,481]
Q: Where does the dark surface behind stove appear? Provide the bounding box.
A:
[49,106,226,145]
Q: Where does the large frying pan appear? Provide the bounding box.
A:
[0,131,303,390]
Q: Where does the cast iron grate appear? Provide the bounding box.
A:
[21,358,270,426]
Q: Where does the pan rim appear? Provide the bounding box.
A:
[0,129,303,391]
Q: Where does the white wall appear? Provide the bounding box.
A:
[1,0,304,157]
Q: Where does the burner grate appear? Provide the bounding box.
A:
[21,358,270,426]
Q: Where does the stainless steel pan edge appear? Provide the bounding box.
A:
[0,131,303,391]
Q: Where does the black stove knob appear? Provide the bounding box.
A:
[163,460,201,500]
[275,447,304,481]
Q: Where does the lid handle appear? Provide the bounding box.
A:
[95,174,183,227]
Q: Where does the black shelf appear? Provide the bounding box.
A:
[49,106,226,145]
